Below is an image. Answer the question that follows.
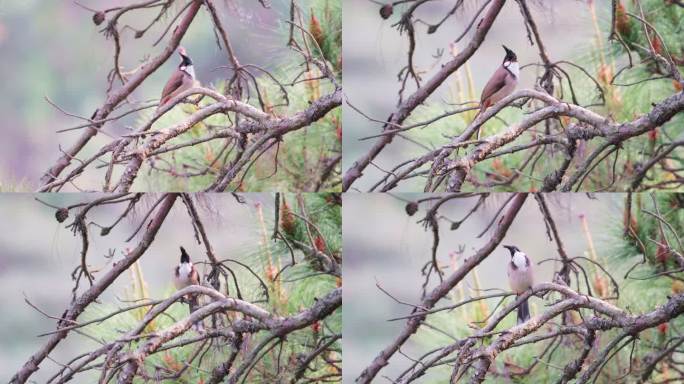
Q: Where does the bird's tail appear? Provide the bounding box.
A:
[155,100,166,114]
[472,104,487,140]
[517,296,530,325]
[187,294,199,313]
[187,294,205,332]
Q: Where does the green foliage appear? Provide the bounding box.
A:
[563,1,684,190]
[276,194,340,250]
[81,294,210,383]
[412,293,550,383]
[308,0,342,75]
[403,101,534,192]
[613,0,684,70]
[610,193,684,273]
[591,193,684,383]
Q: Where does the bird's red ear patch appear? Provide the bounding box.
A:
[481,99,492,111]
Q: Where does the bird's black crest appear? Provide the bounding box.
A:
[503,244,520,256]
[502,45,517,62]
[180,246,190,263]
[180,53,193,67]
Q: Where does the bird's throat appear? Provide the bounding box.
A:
[512,252,527,269]
[179,262,193,277]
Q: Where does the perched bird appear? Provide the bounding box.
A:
[158,47,196,111]
[475,45,519,138]
[503,244,533,324]
[174,246,203,330]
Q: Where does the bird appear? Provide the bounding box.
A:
[503,244,533,324]
[157,46,197,111]
[174,246,203,331]
[475,45,519,139]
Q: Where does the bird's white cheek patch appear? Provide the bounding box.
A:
[512,252,527,269]
[179,263,193,277]
[507,62,520,78]
[183,65,196,79]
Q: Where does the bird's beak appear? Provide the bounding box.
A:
[503,245,515,252]
[502,45,512,55]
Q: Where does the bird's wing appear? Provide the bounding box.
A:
[190,267,200,285]
[480,67,508,103]
[160,70,185,104]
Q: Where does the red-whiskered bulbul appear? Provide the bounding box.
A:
[158,47,196,111]
[174,246,203,330]
[475,45,519,138]
[503,245,533,324]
